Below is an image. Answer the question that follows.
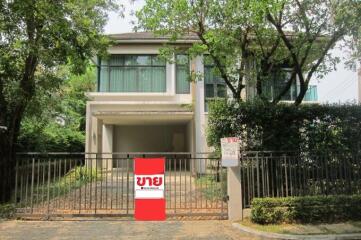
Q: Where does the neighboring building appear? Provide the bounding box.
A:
[85,32,318,156]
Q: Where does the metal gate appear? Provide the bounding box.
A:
[14,153,227,219]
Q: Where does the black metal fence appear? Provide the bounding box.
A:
[240,151,361,208]
[14,153,227,219]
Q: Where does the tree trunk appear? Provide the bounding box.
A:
[294,84,308,106]
[0,135,16,203]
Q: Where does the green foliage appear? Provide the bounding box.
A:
[0,203,15,219]
[195,172,227,201]
[17,66,96,152]
[207,99,361,153]
[137,0,361,104]
[0,0,118,203]
[136,0,287,99]
[16,166,101,207]
[251,195,361,224]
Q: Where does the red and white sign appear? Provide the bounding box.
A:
[134,157,166,221]
[221,137,240,167]
[134,174,164,199]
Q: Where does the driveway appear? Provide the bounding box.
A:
[0,220,257,240]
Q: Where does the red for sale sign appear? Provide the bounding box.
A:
[134,157,166,221]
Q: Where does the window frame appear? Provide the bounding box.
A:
[204,56,227,112]
[175,54,190,94]
[97,54,166,93]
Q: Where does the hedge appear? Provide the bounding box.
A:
[0,204,15,219]
[207,99,361,153]
[250,195,361,224]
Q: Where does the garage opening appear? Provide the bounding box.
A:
[113,122,193,153]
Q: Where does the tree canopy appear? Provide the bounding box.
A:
[137,0,361,104]
[17,65,95,153]
[0,0,117,202]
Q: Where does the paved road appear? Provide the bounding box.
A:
[0,220,257,240]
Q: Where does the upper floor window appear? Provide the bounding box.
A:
[204,56,227,111]
[262,68,318,101]
[98,55,166,93]
[176,54,190,94]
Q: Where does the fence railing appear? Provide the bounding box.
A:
[14,152,227,218]
[15,151,361,215]
[240,151,361,208]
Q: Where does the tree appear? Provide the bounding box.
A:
[137,0,280,100]
[17,65,96,153]
[0,0,117,203]
[265,0,361,105]
[136,0,361,104]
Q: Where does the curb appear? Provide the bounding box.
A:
[232,223,361,240]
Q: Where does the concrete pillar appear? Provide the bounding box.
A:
[102,124,113,169]
[85,110,102,168]
[194,55,206,173]
[227,166,243,221]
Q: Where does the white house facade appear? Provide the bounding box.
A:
[85,32,318,157]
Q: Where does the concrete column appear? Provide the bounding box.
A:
[102,124,113,170]
[194,55,206,173]
[227,166,243,221]
[85,109,102,168]
[167,54,176,94]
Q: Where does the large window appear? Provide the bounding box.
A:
[262,69,317,101]
[98,55,166,92]
[176,54,190,94]
[204,56,227,111]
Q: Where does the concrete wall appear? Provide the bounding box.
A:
[113,124,189,152]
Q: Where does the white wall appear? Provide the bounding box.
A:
[113,124,189,152]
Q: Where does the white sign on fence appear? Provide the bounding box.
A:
[134,174,165,199]
[221,137,240,167]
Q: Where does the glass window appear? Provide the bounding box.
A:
[262,68,297,101]
[204,55,227,111]
[176,54,190,94]
[152,56,166,66]
[205,84,215,98]
[136,56,152,65]
[98,55,166,92]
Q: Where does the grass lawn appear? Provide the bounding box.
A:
[239,218,361,235]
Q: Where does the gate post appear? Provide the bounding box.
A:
[227,165,243,221]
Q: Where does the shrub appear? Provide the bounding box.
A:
[207,99,361,154]
[251,195,361,224]
[0,204,15,219]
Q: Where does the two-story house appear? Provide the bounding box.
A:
[85,32,318,158]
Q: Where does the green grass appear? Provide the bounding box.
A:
[240,218,361,235]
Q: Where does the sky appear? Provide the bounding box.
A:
[104,0,360,103]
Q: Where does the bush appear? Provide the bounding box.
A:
[207,99,361,154]
[251,195,361,224]
[0,204,15,219]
